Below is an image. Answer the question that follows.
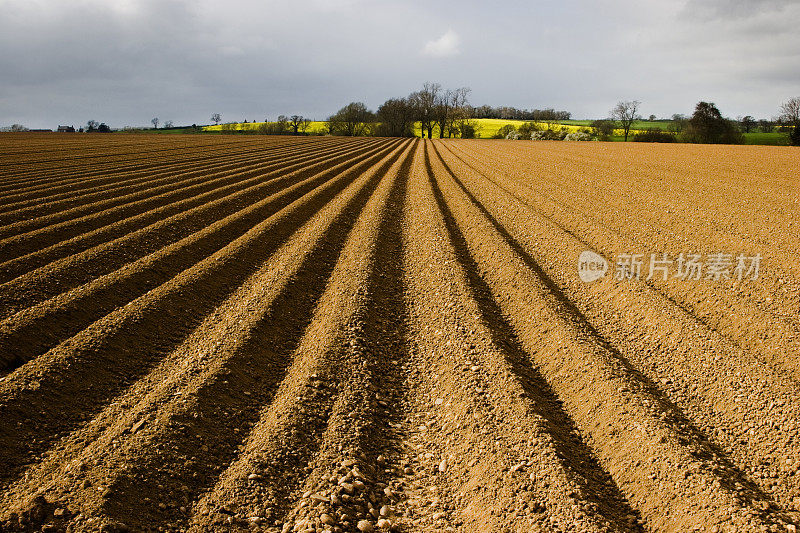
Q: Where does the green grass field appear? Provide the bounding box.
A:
[559,119,674,130]
[743,131,789,145]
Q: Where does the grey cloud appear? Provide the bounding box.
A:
[0,0,797,128]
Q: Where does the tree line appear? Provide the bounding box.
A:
[322,85,575,138]
[603,99,800,144]
[472,106,571,121]
[325,83,477,138]
[11,88,797,145]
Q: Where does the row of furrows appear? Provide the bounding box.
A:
[0,136,259,175]
[0,140,375,284]
[191,139,417,533]
[424,141,795,531]
[0,137,635,533]
[0,134,219,156]
[464,140,800,266]
[0,138,645,533]
[0,136,793,532]
[440,140,800,344]
[0,136,329,218]
[0,138,404,495]
[0,139,416,532]
[184,140,648,532]
[0,140,396,375]
[445,139,800,345]
[439,141,800,513]
[396,142,639,532]
[0,136,305,198]
[0,138,372,243]
[0,137,262,187]
[442,141,800,378]
[0,138,377,307]
[446,140,800,289]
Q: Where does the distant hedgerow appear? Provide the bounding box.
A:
[633,129,677,143]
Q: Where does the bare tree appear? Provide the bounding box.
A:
[289,115,305,135]
[781,97,800,125]
[87,120,99,132]
[164,120,174,128]
[434,88,453,138]
[410,82,440,139]
[211,113,222,125]
[610,100,641,141]
[780,97,800,145]
[448,87,472,138]
[432,87,472,138]
[299,118,312,134]
[151,117,159,129]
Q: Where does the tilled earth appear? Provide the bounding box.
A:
[0,134,798,532]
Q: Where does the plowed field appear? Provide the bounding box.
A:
[0,134,798,533]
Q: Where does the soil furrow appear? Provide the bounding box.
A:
[0,140,402,487]
[0,140,399,372]
[0,134,796,533]
[408,141,640,532]
[0,139,372,243]
[188,141,415,533]
[0,140,414,533]
[0,137,278,192]
[0,139,380,311]
[436,141,800,517]
[266,139,415,533]
[0,137,342,221]
[443,141,800,377]
[427,141,793,531]
[0,137,314,208]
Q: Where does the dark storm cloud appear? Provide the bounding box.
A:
[1,0,798,129]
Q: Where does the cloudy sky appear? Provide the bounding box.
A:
[1,0,798,128]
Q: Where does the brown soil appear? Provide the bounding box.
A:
[0,133,798,533]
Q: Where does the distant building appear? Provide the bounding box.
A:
[57,125,75,132]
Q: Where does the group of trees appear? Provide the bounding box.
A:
[659,99,799,145]
[326,83,477,138]
[328,103,375,136]
[492,98,800,145]
[86,120,110,133]
[172,95,800,146]
[471,105,571,121]
[601,100,795,144]
[680,102,744,144]
[211,112,312,135]
[672,99,799,145]
[248,115,311,135]
[150,118,174,129]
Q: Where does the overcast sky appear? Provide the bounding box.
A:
[1,0,798,128]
